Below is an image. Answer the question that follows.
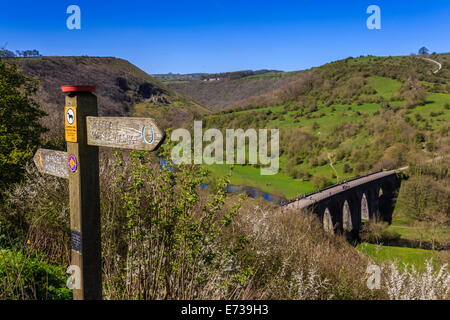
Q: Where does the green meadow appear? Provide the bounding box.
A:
[204,163,315,199]
[356,242,440,271]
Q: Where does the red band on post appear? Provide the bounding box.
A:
[61,85,96,93]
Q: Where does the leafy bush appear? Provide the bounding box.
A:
[0,164,70,262]
[343,163,352,174]
[360,221,400,243]
[311,174,333,190]
[0,62,46,198]
[101,148,246,299]
[0,249,71,300]
[397,175,450,222]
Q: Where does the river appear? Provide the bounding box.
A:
[200,184,287,205]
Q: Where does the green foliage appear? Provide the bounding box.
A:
[343,163,352,174]
[397,175,449,222]
[311,173,333,190]
[360,221,401,244]
[102,139,246,299]
[0,249,71,300]
[0,62,46,197]
[312,121,320,130]
[0,165,70,259]
[356,243,439,272]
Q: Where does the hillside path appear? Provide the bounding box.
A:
[420,57,442,74]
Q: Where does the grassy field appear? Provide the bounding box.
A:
[203,151,359,199]
[356,242,440,271]
[358,211,449,271]
[407,92,450,130]
[204,163,315,199]
[388,211,450,245]
[367,76,402,99]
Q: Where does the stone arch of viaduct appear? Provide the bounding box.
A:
[281,170,401,237]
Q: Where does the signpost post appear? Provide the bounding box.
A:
[33,85,164,300]
[63,85,102,300]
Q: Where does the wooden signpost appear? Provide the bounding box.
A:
[86,116,164,151]
[33,85,165,300]
[33,149,69,179]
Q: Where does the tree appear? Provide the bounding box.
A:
[397,175,449,222]
[418,47,429,55]
[0,49,16,58]
[0,62,47,198]
[15,50,42,58]
[311,173,333,190]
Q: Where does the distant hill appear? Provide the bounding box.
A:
[153,69,283,83]
[198,69,284,81]
[2,56,209,139]
[152,73,205,82]
[165,55,450,112]
[165,70,299,110]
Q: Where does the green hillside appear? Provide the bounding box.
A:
[201,55,450,199]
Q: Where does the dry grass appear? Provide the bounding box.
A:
[228,202,378,299]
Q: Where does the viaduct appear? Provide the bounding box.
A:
[280,170,402,236]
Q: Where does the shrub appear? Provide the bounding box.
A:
[0,249,71,300]
[311,174,333,190]
[287,167,312,180]
[425,142,435,152]
[343,163,352,174]
[231,207,377,299]
[101,149,246,299]
[0,62,47,198]
[381,102,391,110]
[0,164,70,262]
[414,114,424,122]
[414,132,425,143]
[383,261,449,300]
[430,111,444,117]
[360,221,400,243]
[397,175,450,222]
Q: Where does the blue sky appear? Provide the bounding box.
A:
[1,1,449,74]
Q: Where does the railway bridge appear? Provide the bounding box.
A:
[281,170,402,236]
